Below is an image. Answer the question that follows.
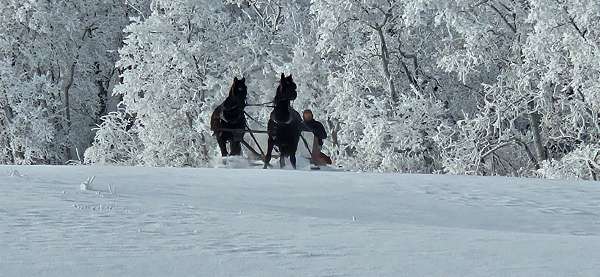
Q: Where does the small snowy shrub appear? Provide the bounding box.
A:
[84,112,141,166]
[0,62,67,164]
[332,91,445,173]
[539,145,600,181]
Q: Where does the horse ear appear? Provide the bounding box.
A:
[240,77,245,83]
[288,74,293,80]
[280,73,285,80]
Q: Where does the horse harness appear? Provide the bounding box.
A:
[219,101,246,125]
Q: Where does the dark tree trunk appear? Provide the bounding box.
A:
[63,62,76,161]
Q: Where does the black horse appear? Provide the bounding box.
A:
[263,74,304,169]
[210,77,248,157]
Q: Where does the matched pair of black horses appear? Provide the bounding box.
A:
[210,74,304,169]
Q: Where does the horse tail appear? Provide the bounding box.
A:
[210,105,223,134]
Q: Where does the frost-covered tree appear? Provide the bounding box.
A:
[521,0,600,179]
[0,61,66,164]
[308,0,451,172]
[0,0,142,164]
[416,0,600,177]
[88,0,311,166]
[2,0,598,180]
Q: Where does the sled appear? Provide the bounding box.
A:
[299,131,334,170]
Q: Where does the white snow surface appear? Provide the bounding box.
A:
[1,165,600,277]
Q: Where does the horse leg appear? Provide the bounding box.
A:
[290,153,297,169]
[279,155,286,169]
[230,141,242,156]
[263,136,274,169]
[217,137,228,157]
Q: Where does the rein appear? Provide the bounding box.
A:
[220,111,244,124]
[245,101,274,107]
[244,111,265,127]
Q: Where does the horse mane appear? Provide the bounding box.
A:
[229,79,238,98]
[274,83,284,102]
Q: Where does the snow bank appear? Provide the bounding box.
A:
[1,165,599,276]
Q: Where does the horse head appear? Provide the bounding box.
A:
[221,77,247,124]
[274,73,297,104]
[229,77,247,103]
[271,73,299,124]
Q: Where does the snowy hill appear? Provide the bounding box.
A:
[1,166,599,277]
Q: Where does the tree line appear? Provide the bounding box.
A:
[1,0,599,180]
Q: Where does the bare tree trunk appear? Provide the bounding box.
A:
[1,123,14,164]
[63,62,76,161]
[376,27,398,103]
[1,94,15,163]
[527,96,546,166]
[95,79,108,124]
[529,111,546,164]
[95,67,117,125]
[6,138,14,164]
[327,119,340,148]
[588,161,598,181]
[2,107,13,125]
[511,138,539,170]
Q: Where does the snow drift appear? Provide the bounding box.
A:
[1,165,599,276]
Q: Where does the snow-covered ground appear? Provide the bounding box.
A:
[1,165,599,276]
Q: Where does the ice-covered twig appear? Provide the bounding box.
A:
[80,176,96,191]
[107,184,116,195]
[9,170,23,177]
